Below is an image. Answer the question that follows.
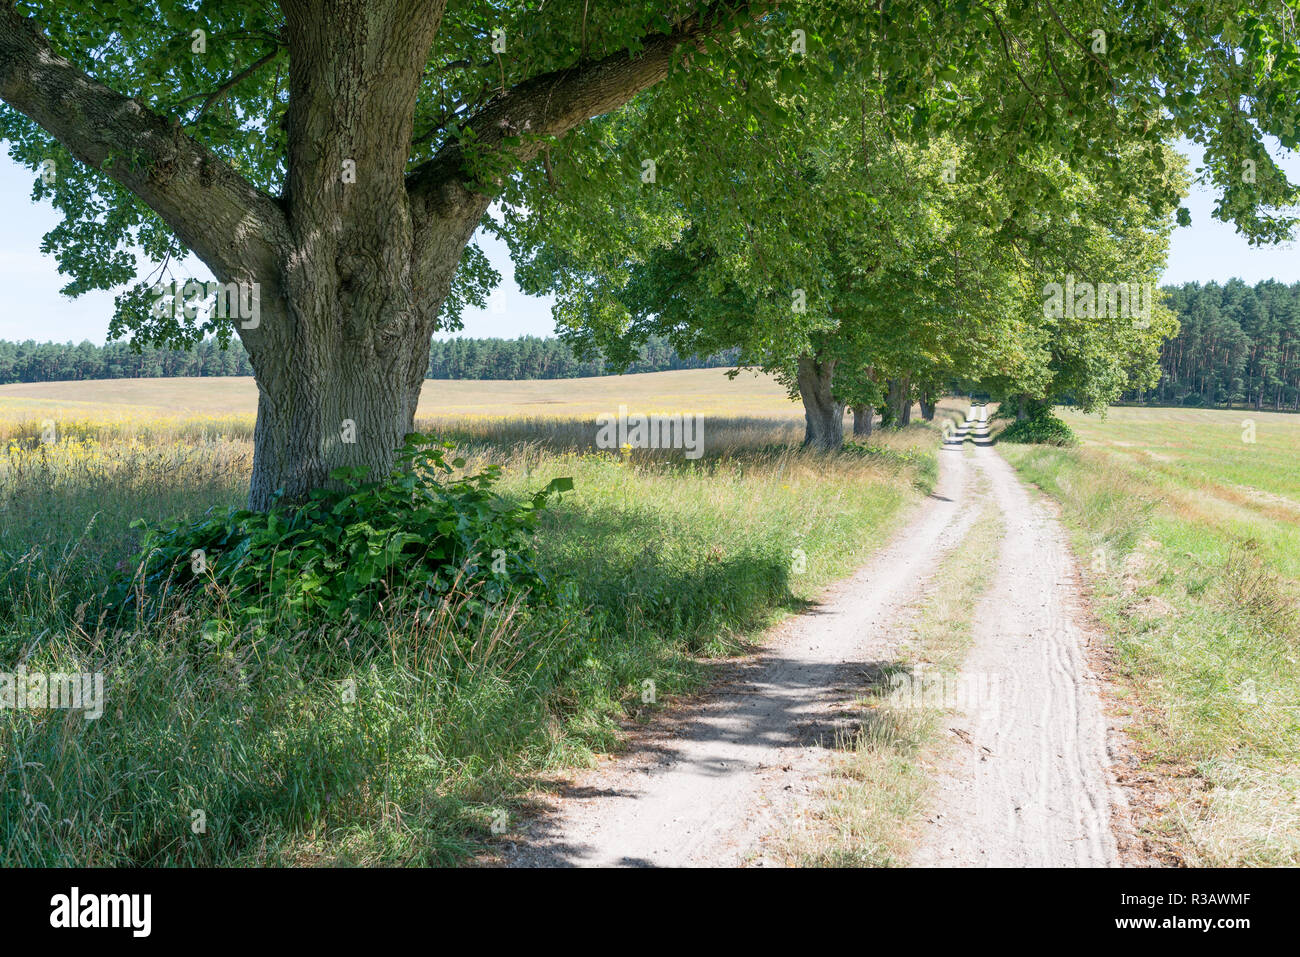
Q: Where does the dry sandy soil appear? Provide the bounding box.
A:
[911,419,1121,866]
[502,413,1126,868]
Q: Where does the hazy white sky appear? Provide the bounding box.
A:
[0,141,1295,345]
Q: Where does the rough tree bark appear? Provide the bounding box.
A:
[797,354,844,450]
[0,1,758,509]
[851,403,874,437]
[885,375,912,427]
[919,386,937,421]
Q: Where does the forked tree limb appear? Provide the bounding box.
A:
[0,3,291,287]
[406,2,767,217]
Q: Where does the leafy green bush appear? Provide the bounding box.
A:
[997,408,1078,446]
[110,434,573,628]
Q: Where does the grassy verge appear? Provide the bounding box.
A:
[1,406,951,866]
[783,472,1003,866]
[1000,409,1300,866]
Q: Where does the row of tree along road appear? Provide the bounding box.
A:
[1,1,1297,503]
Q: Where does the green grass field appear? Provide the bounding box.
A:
[0,371,953,865]
[1002,405,1300,865]
[6,373,1297,867]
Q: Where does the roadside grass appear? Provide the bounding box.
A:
[784,466,1004,866]
[1001,406,1300,866]
[0,392,955,866]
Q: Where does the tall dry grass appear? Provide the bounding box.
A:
[1004,431,1300,866]
[1,399,948,865]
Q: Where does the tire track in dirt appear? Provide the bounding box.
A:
[503,413,1124,867]
[911,418,1122,866]
[504,420,982,867]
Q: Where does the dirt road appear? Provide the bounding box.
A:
[911,419,1121,866]
[504,413,1122,867]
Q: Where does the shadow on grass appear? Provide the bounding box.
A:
[1,417,929,867]
[534,502,802,656]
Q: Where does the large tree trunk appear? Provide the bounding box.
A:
[797,354,844,450]
[238,1,456,510]
[245,0,718,507]
[0,2,744,511]
[919,387,937,421]
[242,197,482,509]
[885,376,912,427]
[245,223,477,509]
[247,316,432,509]
[851,403,874,437]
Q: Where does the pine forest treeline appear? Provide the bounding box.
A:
[0,335,736,385]
[1125,280,1300,410]
[3,281,1298,411]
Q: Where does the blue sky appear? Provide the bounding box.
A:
[0,141,1295,345]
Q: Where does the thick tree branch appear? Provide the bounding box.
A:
[0,5,290,287]
[406,2,765,214]
[404,2,767,345]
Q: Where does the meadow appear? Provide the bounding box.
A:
[0,370,951,865]
[1002,405,1300,865]
[0,367,800,419]
[10,372,1296,868]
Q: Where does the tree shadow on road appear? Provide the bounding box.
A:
[500,651,921,867]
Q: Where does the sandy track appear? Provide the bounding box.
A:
[504,414,1121,867]
[911,419,1121,866]
[505,425,979,867]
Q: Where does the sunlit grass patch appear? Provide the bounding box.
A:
[1003,406,1300,865]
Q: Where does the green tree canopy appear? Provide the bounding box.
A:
[1,1,1297,499]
